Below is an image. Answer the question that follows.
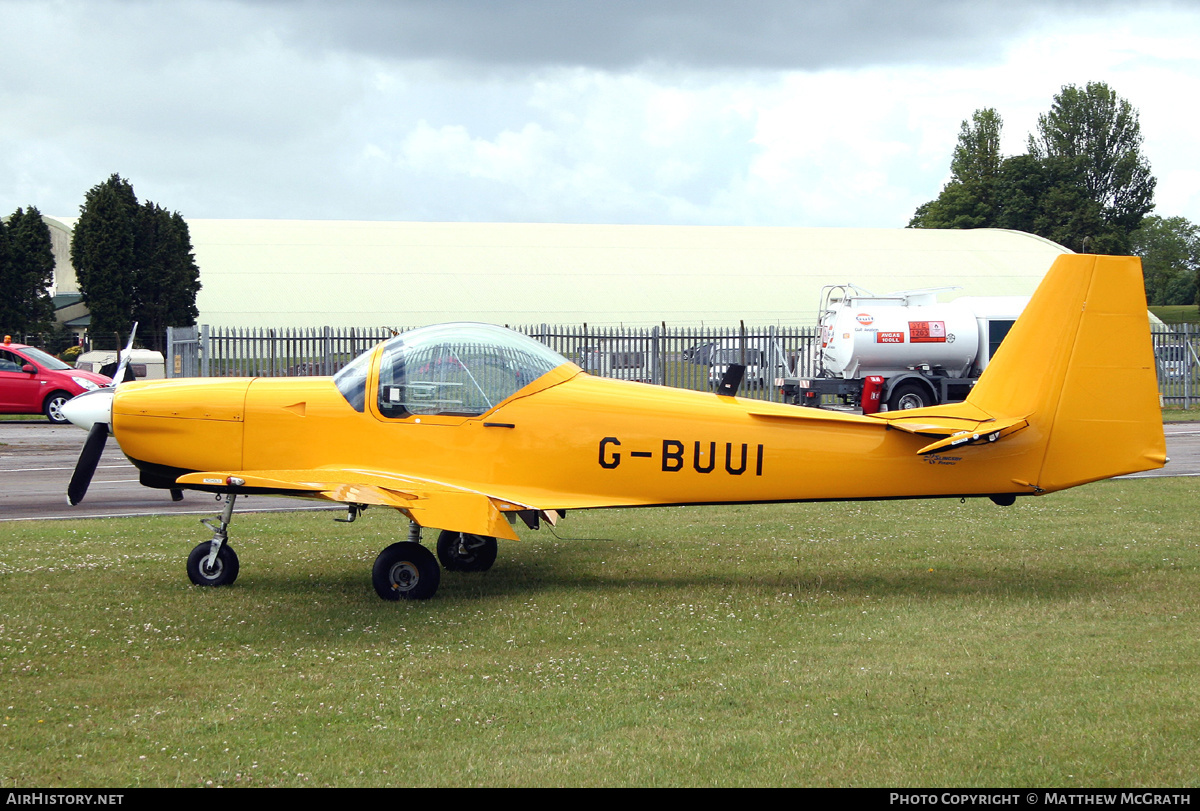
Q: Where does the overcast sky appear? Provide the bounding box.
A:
[2,0,1198,229]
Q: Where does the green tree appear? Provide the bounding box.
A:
[71,175,138,341]
[0,217,14,334]
[911,84,1156,253]
[132,203,201,348]
[71,174,201,349]
[1131,215,1200,306]
[1027,81,1155,250]
[951,108,1003,187]
[992,155,1115,253]
[5,207,56,335]
[0,207,56,337]
[165,212,201,328]
[909,108,1003,229]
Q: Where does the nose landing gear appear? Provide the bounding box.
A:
[187,493,240,587]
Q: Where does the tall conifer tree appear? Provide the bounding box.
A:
[71,175,138,340]
[0,216,15,334]
[71,174,201,349]
[7,207,57,334]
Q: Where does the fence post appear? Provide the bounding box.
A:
[165,327,175,379]
[200,325,211,378]
[651,325,662,385]
[1188,324,1195,410]
[768,325,778,403]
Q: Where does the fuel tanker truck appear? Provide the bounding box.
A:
[779,285,1028,413]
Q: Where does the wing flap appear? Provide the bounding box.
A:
[175,468,528,540]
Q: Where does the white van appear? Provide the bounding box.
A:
[75,349,167,381]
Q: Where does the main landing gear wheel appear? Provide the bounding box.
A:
[186,542,240,587]
[373,542,441,601]
[436,531,498,572]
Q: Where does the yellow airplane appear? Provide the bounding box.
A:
[63,254,1166,601]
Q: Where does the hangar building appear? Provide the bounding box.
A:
[45,218,1068,329]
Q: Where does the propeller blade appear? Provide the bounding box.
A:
[67,422,109,506]
[65,324,134,505]
[110,321,138,388]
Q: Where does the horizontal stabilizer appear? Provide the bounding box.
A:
[876,411,1030,455]
[911,418,1029,455]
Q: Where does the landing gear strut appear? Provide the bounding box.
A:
[181,502,501,600]
[436,531,498,572]
[186,494,240,587]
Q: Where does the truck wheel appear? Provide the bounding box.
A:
[887,382,931,411]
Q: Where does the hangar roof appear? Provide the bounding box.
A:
[51,219,1070,329]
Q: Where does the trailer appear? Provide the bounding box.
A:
[779,285,1028,412]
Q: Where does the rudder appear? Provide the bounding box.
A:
[967,254,1166,490]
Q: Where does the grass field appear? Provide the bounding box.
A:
[1160,406,1200,422]
[2,477,1198,787]
[1149,305,1200,326]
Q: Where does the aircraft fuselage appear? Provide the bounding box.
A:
[113,367,1044,512]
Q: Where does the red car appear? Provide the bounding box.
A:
[0,340,112,424]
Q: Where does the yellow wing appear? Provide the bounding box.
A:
[174,468,543,540]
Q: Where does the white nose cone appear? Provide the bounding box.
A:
[60,388,114,433]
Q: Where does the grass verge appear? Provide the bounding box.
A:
[1,478,1198,787]
[1161,406,1199,423]
[1149,306,1200,325]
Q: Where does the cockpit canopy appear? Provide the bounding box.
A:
[334,323,571,417]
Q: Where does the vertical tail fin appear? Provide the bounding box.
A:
[968,254,1166,490]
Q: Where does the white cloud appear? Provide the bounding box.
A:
[0,0,1198,229]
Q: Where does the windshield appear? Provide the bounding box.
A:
[334,323,571,418]
[17,346,72,371]
[333,350,372,412]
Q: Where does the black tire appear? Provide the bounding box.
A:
[436,531,498,572]
[44,392,72,424]
[887,382,932,411]
[372,542,440,600]
[186,542,240,587]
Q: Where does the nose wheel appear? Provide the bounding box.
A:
[186,493,240,587]
[187,542,240,586]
